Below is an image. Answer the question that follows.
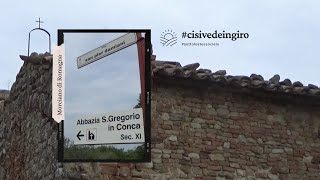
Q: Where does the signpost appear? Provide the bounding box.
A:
[73,108,145,145]
[73,32,147,146]
[77,33,138,69]
[55,29,151,162]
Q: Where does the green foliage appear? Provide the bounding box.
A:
[133,93,142,109]
[63,138,145,160]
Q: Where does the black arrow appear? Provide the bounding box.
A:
[77,131,84,140]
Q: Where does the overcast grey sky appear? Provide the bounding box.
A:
[64,33,141,114]
[63,32,141,143]
[1,0,320,90]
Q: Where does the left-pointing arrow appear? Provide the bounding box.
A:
[77,131,84,140]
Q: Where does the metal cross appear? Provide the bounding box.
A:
[35,17,44,28]
[28,18,51,56]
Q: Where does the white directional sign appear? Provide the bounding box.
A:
[77,33,138,69]
[74,108,145,145]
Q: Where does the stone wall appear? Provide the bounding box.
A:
[0,53,62,179]
[65,79,320,179]
[147,81,320,179]
[0,90,9,113]
[0,90,9,101]
[1,53,320,180]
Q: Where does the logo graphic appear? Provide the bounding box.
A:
[160,30,177,46]
[86,128,97,141]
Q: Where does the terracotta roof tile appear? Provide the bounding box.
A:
[152,60,320,98]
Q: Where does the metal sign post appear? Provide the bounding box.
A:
[136,32,146,121]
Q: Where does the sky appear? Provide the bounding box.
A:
[63,32,142,150]
[1,0,320,90]
[64,33,141,115]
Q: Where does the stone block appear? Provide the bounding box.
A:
[188,153,200,160]
[209,154,225,161]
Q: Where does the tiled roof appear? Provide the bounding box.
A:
[152,60,320,98]
[17,52,320,100]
